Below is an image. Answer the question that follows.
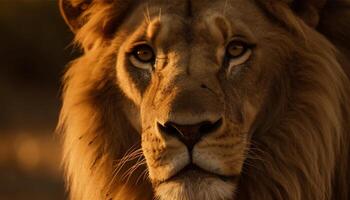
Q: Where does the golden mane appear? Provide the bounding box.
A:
[58,0,350,199]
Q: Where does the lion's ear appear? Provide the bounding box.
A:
[283,0,327,27]
[59,0,92,32]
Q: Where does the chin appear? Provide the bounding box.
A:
[154,166,237,200]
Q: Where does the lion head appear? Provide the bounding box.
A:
[58,0,350,199]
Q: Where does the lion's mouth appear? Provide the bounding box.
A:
[156,163,238,186]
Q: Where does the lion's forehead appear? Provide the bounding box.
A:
[121,0,264,45]
[140,0,258,16]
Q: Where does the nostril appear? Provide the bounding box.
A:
[198,118,223,135]
[157,118,223,150]
[157,122,182,137]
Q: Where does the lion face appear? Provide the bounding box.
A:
[115,1,275,199]
[59,0,350,199]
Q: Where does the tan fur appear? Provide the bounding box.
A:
[58,0,350,199]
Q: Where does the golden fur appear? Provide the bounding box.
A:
[58,0,350,199]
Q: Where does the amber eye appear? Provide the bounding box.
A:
[225,40,253,68]
[226,41,249,58]
[131,44,155,63]
[129,44,155,70]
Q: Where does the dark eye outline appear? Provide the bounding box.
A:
[225,40,253,59]
[128,43,156,71]
[130,44,155,64]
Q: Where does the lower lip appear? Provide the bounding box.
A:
[168,164,237,182]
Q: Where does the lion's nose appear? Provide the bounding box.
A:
[158,118,223,151]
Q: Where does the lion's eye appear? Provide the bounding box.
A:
[133,45,154,62]
[129,44,155,70]
[226,40,252,67]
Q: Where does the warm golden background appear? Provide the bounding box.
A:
[0,1,75,199]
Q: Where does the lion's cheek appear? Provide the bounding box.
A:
[116,50,144,106]
[242,101,259,133]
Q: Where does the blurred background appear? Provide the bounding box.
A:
[0,1,76,199]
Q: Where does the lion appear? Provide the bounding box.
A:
[57,0,350,199]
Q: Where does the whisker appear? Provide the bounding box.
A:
[108,143,144,188]
[224,0,228,16]
[121,156,144,179]
[146,3,151,24]
[136,168,149,184]
[158,8,162,21]
[113,150,143,180]
[122,159,146,184]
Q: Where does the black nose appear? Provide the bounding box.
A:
[158,118,223,151]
